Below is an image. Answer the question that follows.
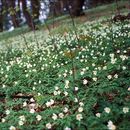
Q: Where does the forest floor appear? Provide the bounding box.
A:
[0,1,130,130]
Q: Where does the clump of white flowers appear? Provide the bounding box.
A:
[46,123,52,129]
[9,126,16,130]
[83,79,88,85]
[64,127,71,130]
[123,107,129,114]
[107,120,116,130]
[19,115,26,126]
[76,114,83,121]
[52,113,58,120]
[46,99,55,107]
[104,107,111,113]
[96,113,101,118]
[65,80,70,89]
[5,109,10,115]
[36,115,42,121]
[78,107,84,112]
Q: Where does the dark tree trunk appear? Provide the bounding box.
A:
[0,0,3,32]
[31,0,40,22]
[49,0,63,16]
[21,0,35,30]
[17,0,22,21]
[6,0,19,28]
[71,0,85,16]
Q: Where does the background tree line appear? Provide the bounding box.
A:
[0,0,118,32]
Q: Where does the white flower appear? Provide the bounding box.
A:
[33,87,36,90]
[117,50,120,53]
[9,126,16,130]
[103,66,107,70]
[98,67,101,70]
[55,86,59,90]
[93,77,97,81]
[128,87,130,91]
[75,87,79,91]
[104,107,111,113]
[64,127,71,130]
[63,73,67,77]
[93,71,97,75]
[38,93,41,96]
[39,80,41,84]
[86,67,89,70]
[26,74,29,77]
[114,74,118,79]
[59,113,64,118]
[123,107,129,114]
[46,101,51,107]
[65,80,69,88]
[19,115,25,121]
[57,90,61,95]
[29,103,36,109]
[74,98,78,102]
[54,91,58,96]
[1,118,5,123]
[23,101,27,107]
[63,107,68,113]
[64,91,68,96]
[122,66,126,70]
[96,113,101,118]
[30,98,35,102]
[46,123,52,129]
[14,81,18,85]
[36,115,42,121]
[83,79,88,85]
[78,107,83,112]
[30,109,35,114]
[124,50,127,53]
[19,120,24,126]
[79,102,84,106]
[76,114,83,121]
[69,70,73,75]
[52,113,58,120]
[6,110,10,115]
[80,71,85,75]
[107,75,112,80]
[58,74,61,77]
[111,58,116,64]
[110,54,114,58]
[92,63,95,66]
[107,120,116,130]
[120,55,128,61]
[2,84,6,88]
[50,99,54,105]
[34,82,37,85]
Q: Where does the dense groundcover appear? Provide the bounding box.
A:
[0,20,130,130]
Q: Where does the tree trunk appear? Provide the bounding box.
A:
[31,0,40,22]
[0,0,3,32]
[71,0,85,16]
[49,0,63,16]
[21,0,35,30]
[6,0,19,28]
